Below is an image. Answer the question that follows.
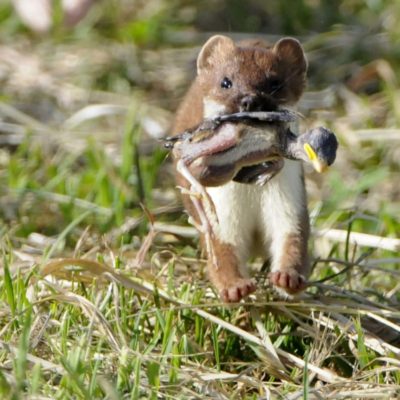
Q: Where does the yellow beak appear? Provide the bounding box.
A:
[312,159,328,173]
[303,143,328,173]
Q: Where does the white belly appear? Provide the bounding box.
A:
[206,159,306,262]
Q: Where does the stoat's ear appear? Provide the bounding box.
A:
[197,35,236,75]
[273,38,307,73]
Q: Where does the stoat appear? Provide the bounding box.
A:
[172,35,310,302]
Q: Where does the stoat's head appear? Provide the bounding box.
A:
[196,35,307,118]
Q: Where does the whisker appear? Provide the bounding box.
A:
[269,69,302,96]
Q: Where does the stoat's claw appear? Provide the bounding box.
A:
[219,278,256,303]
[269,270,306,294]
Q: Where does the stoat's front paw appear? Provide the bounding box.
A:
[268,270,306,294]
[219,278,256,303]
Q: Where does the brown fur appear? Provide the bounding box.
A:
[206,239,256,302]
[172,35,309,302]
[196,36,307,116]
[268,169,310,294]
[172,36,307,135]
[269,213,310,293]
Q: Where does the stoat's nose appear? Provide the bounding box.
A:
[240,94,276,112]
[240,95,261,111]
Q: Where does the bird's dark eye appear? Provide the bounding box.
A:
[221,77,233,89]
[269,79,282,92]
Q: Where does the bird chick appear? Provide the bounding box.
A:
[167,119,338,187]
[290,127,338,173]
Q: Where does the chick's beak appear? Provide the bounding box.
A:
[312,158,328,173]
[303,143,328,173]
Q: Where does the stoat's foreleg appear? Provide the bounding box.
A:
[176,160,256,302]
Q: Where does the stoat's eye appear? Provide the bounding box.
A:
[269,78,282,92]
[220,77,233,89]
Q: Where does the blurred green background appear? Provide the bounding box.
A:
[1,1,400,399]
[1,0,399,240]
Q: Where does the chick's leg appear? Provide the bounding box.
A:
[233,158,284,185]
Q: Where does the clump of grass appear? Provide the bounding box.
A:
[1,228,400,398]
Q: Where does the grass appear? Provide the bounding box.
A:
[1,1,400,399]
